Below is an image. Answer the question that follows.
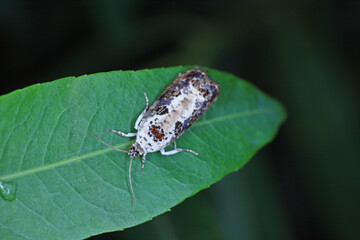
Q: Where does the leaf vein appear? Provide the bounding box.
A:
[16,198,61,232]
[0,141,131,181]
[0,108,276,181]
[53,167,117,214]
[81,161,128,195]
[0,221,34,240]
[41,107,67,166]
[18,104,48,171]
[0,90,26,170]
[35,174,77,228]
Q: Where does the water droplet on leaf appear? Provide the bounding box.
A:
[0,181,17,202]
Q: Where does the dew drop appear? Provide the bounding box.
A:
[0,181,17,202]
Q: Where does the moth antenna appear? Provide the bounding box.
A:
[129,156,136,206]
[88,131,128,153]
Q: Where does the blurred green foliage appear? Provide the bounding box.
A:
[1,0,359,239]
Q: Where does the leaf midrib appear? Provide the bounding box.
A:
[0,108,276,181]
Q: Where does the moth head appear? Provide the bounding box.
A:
[128,145,141,158]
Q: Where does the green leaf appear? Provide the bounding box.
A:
[0,66,286,239]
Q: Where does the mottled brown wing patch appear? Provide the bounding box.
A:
[155,106,169,115]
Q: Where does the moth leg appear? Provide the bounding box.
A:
[134,93,149,130]
[107,129,137,138]
[160,142,198,156]
[140,153,147,173]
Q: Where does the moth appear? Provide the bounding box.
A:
[90,68,220,204]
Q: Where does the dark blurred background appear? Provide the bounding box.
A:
[1,0,359,239]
